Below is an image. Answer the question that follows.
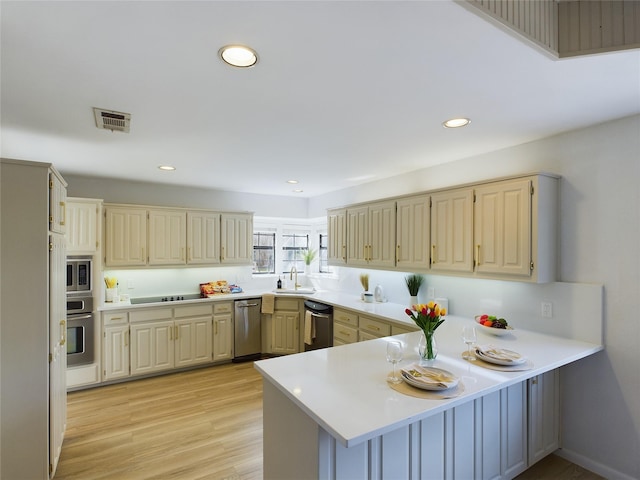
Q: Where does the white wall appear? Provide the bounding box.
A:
[66,115,639,478]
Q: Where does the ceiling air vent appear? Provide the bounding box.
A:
[93,107,131,133]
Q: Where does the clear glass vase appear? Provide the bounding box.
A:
[418,330,437,362]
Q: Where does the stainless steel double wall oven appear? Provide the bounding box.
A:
[66,256,95,367]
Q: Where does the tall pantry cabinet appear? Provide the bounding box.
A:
[1,159,68,479]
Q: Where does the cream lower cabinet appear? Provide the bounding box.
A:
[271,298,300,355]
[130,305,214,376]
[174,304,214,367]
[358,315,391,342]
[102,312,130,381]
[213,302,234,361]
[333,308,359,346]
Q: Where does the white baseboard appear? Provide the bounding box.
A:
[555,447,637,480]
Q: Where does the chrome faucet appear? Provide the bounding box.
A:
[290,266,300,290]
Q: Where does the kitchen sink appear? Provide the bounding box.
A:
[273,288,316,295]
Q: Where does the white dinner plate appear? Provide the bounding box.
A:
[400,365,459,391]
[474,346,527,366]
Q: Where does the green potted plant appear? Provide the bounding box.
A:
[301,248,317,266]
[405,273,424,305]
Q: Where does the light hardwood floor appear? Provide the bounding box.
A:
[56,361,603,480]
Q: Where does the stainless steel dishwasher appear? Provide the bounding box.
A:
[233,299,262,361]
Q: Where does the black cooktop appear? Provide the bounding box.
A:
[130,293,202,305]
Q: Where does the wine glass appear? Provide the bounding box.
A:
[462,326,477,361]
[386,341,404,384]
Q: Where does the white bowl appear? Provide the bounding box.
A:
[474,316,514,336]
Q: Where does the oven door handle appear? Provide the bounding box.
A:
[67,313,93,321]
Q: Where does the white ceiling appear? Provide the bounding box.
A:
[2,1,639,198]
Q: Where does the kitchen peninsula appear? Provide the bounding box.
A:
[255,306,602,479]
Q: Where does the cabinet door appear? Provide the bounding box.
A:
[528,370,559,465]
[49,171,67,234]
[430,188,473,273]
[103,324,130,380]
[474,179,532,277]
[368,200,396,268]
[66,199,100,254]
[148,209,187,265]
[220,213,253,265]
[346,205,369,266]
[396,194,430,270]
[49,232,66,475]
[213,313,234,361]
[187,211,220,265]
[130,320,174,375]
[327,208,347,265]
[272,311,299,354]
[175,316,213,367]
[104,207,148,266]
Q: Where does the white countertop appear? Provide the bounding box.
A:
[254,314,603,448]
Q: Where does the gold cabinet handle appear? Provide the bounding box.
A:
[431,244,436,263]
[367,324,380,331]
[221,246,225,260]
[175,325,179,340]
[188,247,191,261]
[339,330,351,336]
[169,326,173,341]
[60,201,66,226]
[342,244,346,261]
[476,244,480,266]
[59,319,66,345]
[214,320,218,335]
[124,331,129,347]
[396,244,400,262]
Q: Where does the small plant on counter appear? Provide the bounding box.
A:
[359,273,369,292]
[404,273,424,296]
[300,248,317,266]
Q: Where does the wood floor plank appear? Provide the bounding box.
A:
[56,360,602,480]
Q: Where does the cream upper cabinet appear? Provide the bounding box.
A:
[396,194,430,271]
[474,178,532,278]
[220,213,253,265]
[430,188,474,273]
[327,208,347,265]
[66,198,101,254]
[49,170,67,235]
[104,203,253,267]
[474,175,558,282]
[347,200,396,268]
[187,211,221,265]
[148,209,187,265]
[104,206,148,266]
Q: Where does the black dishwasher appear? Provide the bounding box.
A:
[303,300,333,351]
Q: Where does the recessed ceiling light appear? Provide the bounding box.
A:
[218,45,258,68]
[443,118,471,128]
[158,165,176,171]
[287,180,299,184]
[293,189,304,193]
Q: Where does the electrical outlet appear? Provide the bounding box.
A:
[541,302,552,318]
[127,279,134,289]
[427,287,435,299]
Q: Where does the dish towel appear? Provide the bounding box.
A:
[261,294,275,314]
[304,310,315,345]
